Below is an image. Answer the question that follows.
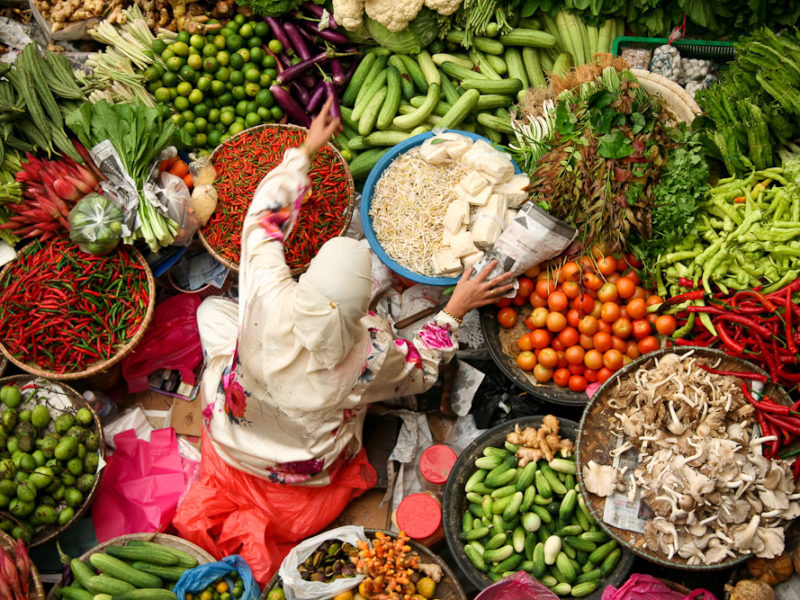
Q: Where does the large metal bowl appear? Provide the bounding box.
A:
[442,415,634,595]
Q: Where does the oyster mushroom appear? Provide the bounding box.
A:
[583,461,617,497]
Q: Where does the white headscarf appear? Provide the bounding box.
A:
[292,237,372,370]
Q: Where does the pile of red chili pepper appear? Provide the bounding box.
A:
[665,276,800,392]
[202,127,351,270]
[0,238,150,374]
[0,537,32,600]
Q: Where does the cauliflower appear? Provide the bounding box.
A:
[364,0,424,32]
[332,0,365,30]
[424,0,461,15]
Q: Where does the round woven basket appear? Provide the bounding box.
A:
[0,375,105,547]
[198,123,356,277]
[0,530,45,599]
[45,532,216,599]
[630,68,702,124]
[0,357,6,378]
[0,244,156,381]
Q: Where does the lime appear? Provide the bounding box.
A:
[189,33,206,49]
[168,87,178,100]
[143,65,161,82]
[217,92,234,107]
[177,30,191,44]
[152,39,167,55]
[200,44,215,58]
[229,122,245,135]
[154,87,171,103]
[245,112,261,127]
[188,46,200,56]
[235,115,245,124]
[220,110,235,126]
[172,41,190,57]
[249,47,264,64]
[221,133,231,143]
[235,100,249,117]
[227,35,244,52]
[247,36,261,49]
[174,95,190,111]
[233,13,245,25]
[188,88,204,104]
[203,57,219,73]
[187,53,204,70]
[176,81,192,96]
[219,26,233,38]
[194,102,210,118]
[259,72,272,87]
[245,82,259,97]
[229,52,245,70]
[215,66,231,82]
[255,88,274,108]
[212,34,226,50]
[255,22,269,38]
[257,106,271,121]
[180,65,196,81]
[181,109,196,122]
[208,130,222,147]
[210,79,226,96]
[208,108,221,123]
[243,100,256,114]
[290,55,301,66]
[270,105,284,120]
[171,113,185,127]
[264,67,278,80]
[236,48,250,63]
[166,56,184,72]
[194,117,208,133]
[148,81,162,94]
[238,23,254,38]
[244,67,260,83]
[194,132,208,147]
[261,54,276,69]
[267,39,283,54]
[230,70,245,86]
[196,75,212,92]
[231,85,246,101]
[183,122,197,137]
[161,47,176,62]
[216,50,230,67]
[162,71,179,87]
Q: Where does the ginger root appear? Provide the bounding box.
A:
[506,415,572,466]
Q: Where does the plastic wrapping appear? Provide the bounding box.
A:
[475,571,560,600]
[173,555,261,600]
[602,574,717,600]
[68,192,124,256]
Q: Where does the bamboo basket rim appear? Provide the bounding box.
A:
[0,529,45,599]
[0,357,6,378]
[197,123,356,276]
[0,374,106,547]
[0,244,156,380]
[45,532,217,599]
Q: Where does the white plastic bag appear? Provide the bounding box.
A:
[278,526,369,600]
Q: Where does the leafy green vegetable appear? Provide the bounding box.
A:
[234,0,301,16]
[598,130,633,159]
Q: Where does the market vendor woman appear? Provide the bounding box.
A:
[173,97,514,584]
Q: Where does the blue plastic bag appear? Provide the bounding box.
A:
[173,555,261,600]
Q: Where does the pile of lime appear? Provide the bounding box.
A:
[145,14,288,152]
[185,570,245,600]
[0,383,101,542]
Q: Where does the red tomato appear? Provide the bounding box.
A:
[579,333,594,350]
[565,345,585,365]
[606,272,621,285]
[597,256,617,276]
[524,264,541,278]
[568,375,588,392]
[536,279,555,298]
[567,363,585,376]
[562,281,581,299]
[513,294,528,306]
[593,331,613,353]
[603,349,624,370]
[597,283,619,303]
[558,326,579,347]
[647,312,660,326]
[601,302,621,323]
[578,315,599,336]
[556,350,568,368]
[626,252,644,268]
[611,336,627,353]
[646,295,664,307]
[625,270,641,285]
[530,329,552,350]
[553,368,571,387]
[611,317,632,339]
[517,277,534,298]
[495,297,512,308]
[547,291,569,312]
[590,300,603,319]
[583,273,603,291]
[561,261,581,282]
[584,349,603,370]
[626,298,647,320]
[616,277,636,300]
[529,293,547,308]
[632,318,652,340]
[655,315,677,336]
[576,294,595,315]
[529,307,549,329]
[580,255,595,272]
[533,364,553,383]
[551,338,566,352]
[517,333,533,352]
[584,368,598,382]
[546,312,567,332]
[631,286,648,301]
[618,306,629,320]
[538,348,559,368]
[497,307,518,328]
[566,309,581,329]
[597,367,614,383]
[517,351,536,371]
[637,335,660,355]
[625,340,641,360]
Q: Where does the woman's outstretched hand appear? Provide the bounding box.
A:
[303,96,342,157]
[444,260,515,321]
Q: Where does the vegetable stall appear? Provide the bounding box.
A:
[1,0,800,598]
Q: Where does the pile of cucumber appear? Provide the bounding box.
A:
[58,540,199,600]
[458,442,622,597]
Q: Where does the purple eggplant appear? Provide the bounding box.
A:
[275,51,331,85]
[329,58,346,86]
[301,2,339,29]
[296,24,316,45]
[339,58,359,88]
[290,80,310,106]
[283,22,311,61]
[271,85,311,127]
[324,80,341,121]
[265,17,292,54]
[306,83,326,113]
[299,22,351,46]
[301,71,317,89]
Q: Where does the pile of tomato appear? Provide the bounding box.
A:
[495,254,678,392]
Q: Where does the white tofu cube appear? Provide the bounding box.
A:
[443,135,473,160]
[442,224,466,246]
[432,247,462,275]
[467,187,492,207]
[450,230,477,258]
[477,194,508,219]
[459,172,490,196]
[495,174,530,208]
[504,208,517,228]
[443,199,470,234]
[419,139,452,164]
[472,217,502,248]
[462,250,484,269]
[477,155,514,184]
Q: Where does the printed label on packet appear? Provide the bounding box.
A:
[601,437,652,533]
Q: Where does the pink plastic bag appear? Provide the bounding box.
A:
[602,574,717,600]
[121,294,204,393]
[475,572,560,600]
[92,428,198,542]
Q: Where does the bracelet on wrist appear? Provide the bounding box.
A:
[441,307,463,326]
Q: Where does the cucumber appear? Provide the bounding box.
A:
[515,461,537,492]
[504,47,529,89]
[462,511,475,533]
[564,536,596,553]
[499,29,557,48]
[59,588,94,600]
[575,507,591,531]
[491,484,518,499]
[559,489,578,521]
[541,575,558,588]
[105,546,178,566]
[388,55,415,100]
[522,512,541,532]
[550,458,577,474]
[542,465,568,495]
[415,51,440,85]
[580,530,609,544]
[558,525,583,538]
[572,581,600,597]
[483,544,514,563]
[111,590,177,600]
[491,553,522,574]
[550,582,572,596]
[468,503,484,519]
[490,495,512,515]
[544,535,561,565]
[474,37,506,56]
[532,505,552,524]
[462,78,524,95]
[459,526,490,541]
[84,575,135,596]
[466,491,484,505]
[588,540,617,564]
[353,55,387,108]
[551,52,572,77]
[468,49,502,80]
[432,53,473,69]
[556,551,577,583]
[525,532,536,560]
[358,87,387,136]
[601,548,622,576]
[502,491,524,522]
[376,67,402,130]
[89,553,163,589]
[352,70,388,122]
[484,53,508,75]
[520,486,536,512]
[409,96,452,117]
[465,469,488,493]
[70,559,95,589]
[439,74,461,105]
[532,542,546,578]
[521,47,546,87]
[342,54,376,107]
[576,568,602,584]
[399,55,428,93]
[440,61,486,82]
[486,467,517,490]
[348,148,389,179]
[485,533,507,551]
[348,135,367,151]
[485,456,515,484]
[475,456,503,470]
[512,526,526,553]
[535,471,552,498]
[464,545,488,572]
[436,89,479,130]
[130,562,189,582]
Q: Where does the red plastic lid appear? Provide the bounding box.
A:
[395,493,442,540]
[419,445,457,485]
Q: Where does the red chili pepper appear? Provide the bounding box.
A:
[765,412,800,436]
[793,457,800,480]
[715,320,746,354]
[697,364,767,383]
[677,278,697,288]
[667,290,706,303]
